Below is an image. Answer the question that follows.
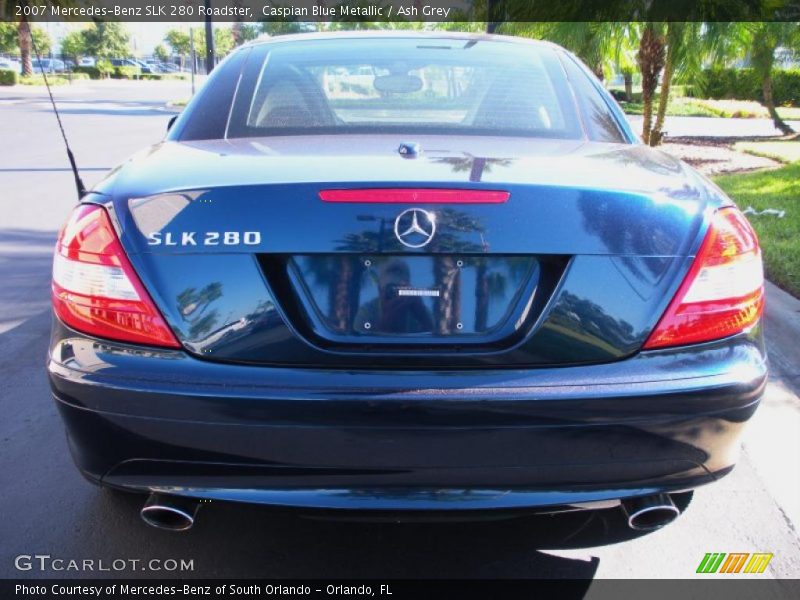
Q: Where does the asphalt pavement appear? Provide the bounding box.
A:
[0,80,798,580]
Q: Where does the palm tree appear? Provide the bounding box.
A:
[504,22,628,81]
[17,17,32,76]
[707,22,798,136]
[610,25,640,102]
[650,22,707,145]
[503,21,677,145]
[13,1,72,76]
[637,23,667,145]
[750,23,798,135]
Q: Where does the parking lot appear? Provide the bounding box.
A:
[0,79,798,579]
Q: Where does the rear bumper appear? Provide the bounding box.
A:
[48,321,767,511]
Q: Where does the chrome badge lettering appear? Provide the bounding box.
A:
[147,232,262,246]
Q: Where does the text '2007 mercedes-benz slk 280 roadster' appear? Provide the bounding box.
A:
[47,32,767,533]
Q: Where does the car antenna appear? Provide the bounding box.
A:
[28,18,86,200]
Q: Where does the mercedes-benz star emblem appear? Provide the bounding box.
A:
[394,208,436,248]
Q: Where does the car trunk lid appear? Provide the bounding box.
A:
[107,136,712,368]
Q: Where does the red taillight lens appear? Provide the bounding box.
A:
[52,204,180,348]
[644,207,764,349]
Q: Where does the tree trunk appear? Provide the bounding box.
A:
[651,46,675,146]
[624,72,633,102]
[593,63,604,82]
[486,0,499,32]
[637,24,666,145]
[762,74,795,135]
[231,22,242,46]
[641,99,652,145]
[18,18,32,77]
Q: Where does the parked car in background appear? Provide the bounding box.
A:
[109,59,159,75]
[78,57,96,67]
[31,58,66,74]
[0,58,21,73]
[110,58,142,73]
[132,59,157,74]
[147,61,180,74]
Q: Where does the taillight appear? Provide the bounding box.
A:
[52,204,180,348]
[644,207,764,349]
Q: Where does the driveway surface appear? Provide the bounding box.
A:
[0,80,798,580]
[627,114,800,138]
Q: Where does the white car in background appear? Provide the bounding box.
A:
[0,58,21,73]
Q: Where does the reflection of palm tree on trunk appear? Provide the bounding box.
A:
[328,256,361,331]
[429,209,486,334]
[430,155,512,183]
[176,282,223,338]
[333,210,493,335]
[475,264,511,331]
[475,260,490,331]
[433,256,461,334]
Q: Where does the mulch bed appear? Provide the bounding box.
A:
[660,136,782,176]
[661,137,781,175]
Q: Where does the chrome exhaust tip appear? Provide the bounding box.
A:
[620,493,680,531]
[140,493,199,532]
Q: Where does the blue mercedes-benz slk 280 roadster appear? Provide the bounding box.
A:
[48,32,766,532]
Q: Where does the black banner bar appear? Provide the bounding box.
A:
[4,579,800,600]
[3,0,800,23]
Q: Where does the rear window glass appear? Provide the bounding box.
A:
[560,54,626,143]
[224,38,621,142]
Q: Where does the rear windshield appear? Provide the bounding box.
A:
[203,38,625,142]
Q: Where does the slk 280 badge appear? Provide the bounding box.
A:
[147,231,262,246]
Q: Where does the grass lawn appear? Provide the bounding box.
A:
[714,163,800,297]
[622,96,800,120]
[734,141,800,163]
[622,97,720,117]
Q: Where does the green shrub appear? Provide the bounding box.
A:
[73,66,100,79]
[701,68,760,101]
[670,84,696,98]
[160,73,188,81]
[96,60,114,78]
[138,72,187,81]
[700,68,800,106]
[113,65,141,79]
[609,89,627,101]
[13,72,88,85]
[0,68,17,86]
[18,75,69,86]
[773,70,800,106]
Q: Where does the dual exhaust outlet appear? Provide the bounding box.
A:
[138,491,680,532]
[620,493,681,531]
[140,493,200,532]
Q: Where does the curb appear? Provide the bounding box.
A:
[764,281,800,388]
